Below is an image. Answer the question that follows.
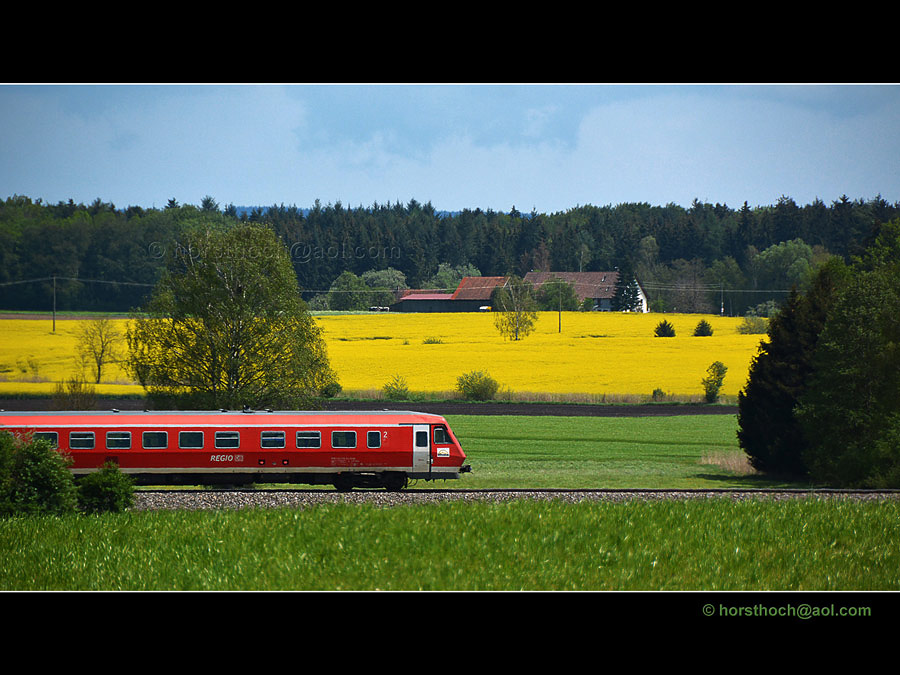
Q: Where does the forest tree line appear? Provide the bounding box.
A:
[1,193,897,315]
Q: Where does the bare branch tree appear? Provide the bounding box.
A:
[492,276,538,341]
[76,317,122,384]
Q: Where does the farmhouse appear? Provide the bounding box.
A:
[391,276,508,312]
[524,271,649,312]
[391,272,649,312]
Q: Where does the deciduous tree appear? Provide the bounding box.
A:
[126,223,337,409]
[76,317,121,383]
[492,276,538,341]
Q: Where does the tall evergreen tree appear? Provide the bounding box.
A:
[796,221,900,487]
[612,262,643,312]
[737,256,848,477]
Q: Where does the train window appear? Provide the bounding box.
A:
[296,431,321,448]
[33,432,58,447]
[143,431,168,449]
[179,431,204,449]
[367,430,381,448]
[415,430,428,447]
[106,431,131,449]
[433,426,450,444]
[215,431,240,449]
[261,431,285,448]
[332,431,356,449]
[69,432,95,449]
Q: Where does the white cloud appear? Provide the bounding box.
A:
[2,84,898,212]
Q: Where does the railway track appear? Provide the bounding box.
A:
[131,487,900,511]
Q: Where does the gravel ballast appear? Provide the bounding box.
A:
[131,489,900,511]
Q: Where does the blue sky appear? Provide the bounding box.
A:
[2,83,899,213]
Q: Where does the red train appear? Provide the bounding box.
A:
[0,409,471,491]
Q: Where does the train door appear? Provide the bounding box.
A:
[412,424,430,474]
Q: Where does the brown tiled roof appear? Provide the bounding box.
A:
[450,276,509,301]
[523,271,621,302]
[398,288,451,299]
[397,292,454,301]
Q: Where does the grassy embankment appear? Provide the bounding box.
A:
[3,497,898,591]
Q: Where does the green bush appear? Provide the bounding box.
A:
[320,380,342,398]
[654,320,676,337]
[51,375,97,410]
[737,315,768,334]
[693,319,713,336]
[651,388,668,402]
[382,374,410,400]
[76,462,135,514]
[701,361,728,403]
[456,370,500,401]
[0,432,77,516]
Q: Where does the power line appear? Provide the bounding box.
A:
[0,276,155,288]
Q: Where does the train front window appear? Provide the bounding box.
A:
[215,431,240,449]
[433,425,450,444]
[106,431,131,449]
[69,432,95,449]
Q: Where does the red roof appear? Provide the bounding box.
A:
[451,276,509,301]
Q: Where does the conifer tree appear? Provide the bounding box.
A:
[737,257,848,477]
[797,221,900,486]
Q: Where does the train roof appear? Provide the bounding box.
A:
[0,409,449,428]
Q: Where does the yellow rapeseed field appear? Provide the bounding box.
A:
[0,318,139,396]
[0,312,766,400]
[317,312,762,399]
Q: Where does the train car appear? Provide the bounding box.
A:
[0,409,471,491]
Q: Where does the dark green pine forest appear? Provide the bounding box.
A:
[1,193,897,316]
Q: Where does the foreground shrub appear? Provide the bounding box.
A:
[76,462,135,514]
[456,370,500,401]
[0,433,77,516]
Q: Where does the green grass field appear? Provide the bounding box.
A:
[3,498,899,591]
[443,413,796,490]
[4,413,897,591]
